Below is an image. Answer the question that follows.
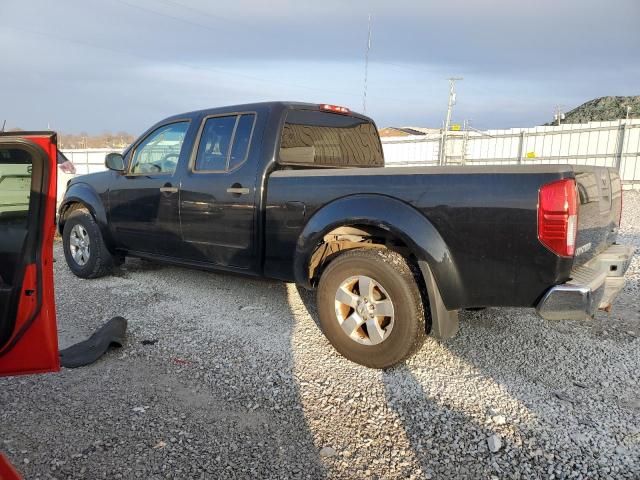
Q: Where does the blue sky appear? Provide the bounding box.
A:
[1,0,639,135]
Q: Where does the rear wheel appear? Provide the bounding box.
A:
[62,207,115,278]
[317,249,426,369]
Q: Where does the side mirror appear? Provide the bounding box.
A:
[105,152,125,172]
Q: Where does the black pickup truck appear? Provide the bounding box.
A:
[58,101,633,368]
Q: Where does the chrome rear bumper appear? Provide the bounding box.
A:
[536,244,634,321]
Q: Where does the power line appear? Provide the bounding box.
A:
[112,0,226,34]
[151,0,247,26]
[112,1,441,82]
[114,1,440,78]
[371,60,436,76]
[8,24,425,106]
[5,25,359,98]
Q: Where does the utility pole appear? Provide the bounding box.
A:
[553,105,565,126]
[440,77,462,165]
[444,77,462,133]
[626,105,631,120]
[362,14,372,114]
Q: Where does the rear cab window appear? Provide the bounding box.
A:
[193,113,257,173]
[278,109,384,168]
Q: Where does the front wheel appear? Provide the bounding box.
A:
[62,207,115,279]
[317,249,427,369]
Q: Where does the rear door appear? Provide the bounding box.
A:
[0,132,59,376]
[178,112,260,269]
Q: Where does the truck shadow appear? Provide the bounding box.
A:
[19,245,329,479]
[119,259,329,478]
[44,244,638,478]
[292,283,640,478]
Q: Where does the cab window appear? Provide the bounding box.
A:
[194,114,256,172]
[195,116,236,172]
[130,122,189,175]
[229,114,256,170]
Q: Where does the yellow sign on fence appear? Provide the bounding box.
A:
[450,124,461,131]
[526,151,537,158]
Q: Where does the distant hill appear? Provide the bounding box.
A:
[546,96,640,125]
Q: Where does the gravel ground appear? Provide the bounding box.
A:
[1,192,639,479]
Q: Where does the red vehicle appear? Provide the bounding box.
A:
[0,132,60,478]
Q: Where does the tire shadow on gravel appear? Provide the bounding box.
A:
[381,365,519,479]
[293,286,526,478]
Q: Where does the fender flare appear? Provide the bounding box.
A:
[58,183,114,250]
[293,194,464,311]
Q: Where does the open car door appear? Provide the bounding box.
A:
[0,132,59,376]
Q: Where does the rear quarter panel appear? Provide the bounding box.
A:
[265,166,574,308]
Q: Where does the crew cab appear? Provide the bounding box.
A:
[57,102,633,368]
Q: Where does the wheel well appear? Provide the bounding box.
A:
[308,224,433,332]
[58,202,89,233]
[308,225,413,285]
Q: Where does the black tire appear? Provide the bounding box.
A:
[62,207,115,279]
[317,249,427,369]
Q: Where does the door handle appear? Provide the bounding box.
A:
[159,186,178,193]
[226,187,250,195]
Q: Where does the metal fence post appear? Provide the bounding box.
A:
[517,131,525,165]
[615,121,627,172]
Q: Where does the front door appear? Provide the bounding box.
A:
[0,132,59,376]
[108,121,191,256]
[179,113,259,270]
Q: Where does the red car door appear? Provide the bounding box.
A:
[0,132,59,376]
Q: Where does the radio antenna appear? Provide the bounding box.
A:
[362,14,372,114]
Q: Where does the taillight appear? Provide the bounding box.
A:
[320,104,350,114]
[58,160,76,174]
[538,178,578,257]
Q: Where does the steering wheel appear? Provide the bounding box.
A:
[157,153,179,172]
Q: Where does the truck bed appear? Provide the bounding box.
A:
[265,164,621,309]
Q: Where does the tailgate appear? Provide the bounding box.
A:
[573,166,622,266]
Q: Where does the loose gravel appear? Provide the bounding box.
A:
[1,192,639,479]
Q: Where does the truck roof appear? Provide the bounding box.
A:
[161,101,374,124]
